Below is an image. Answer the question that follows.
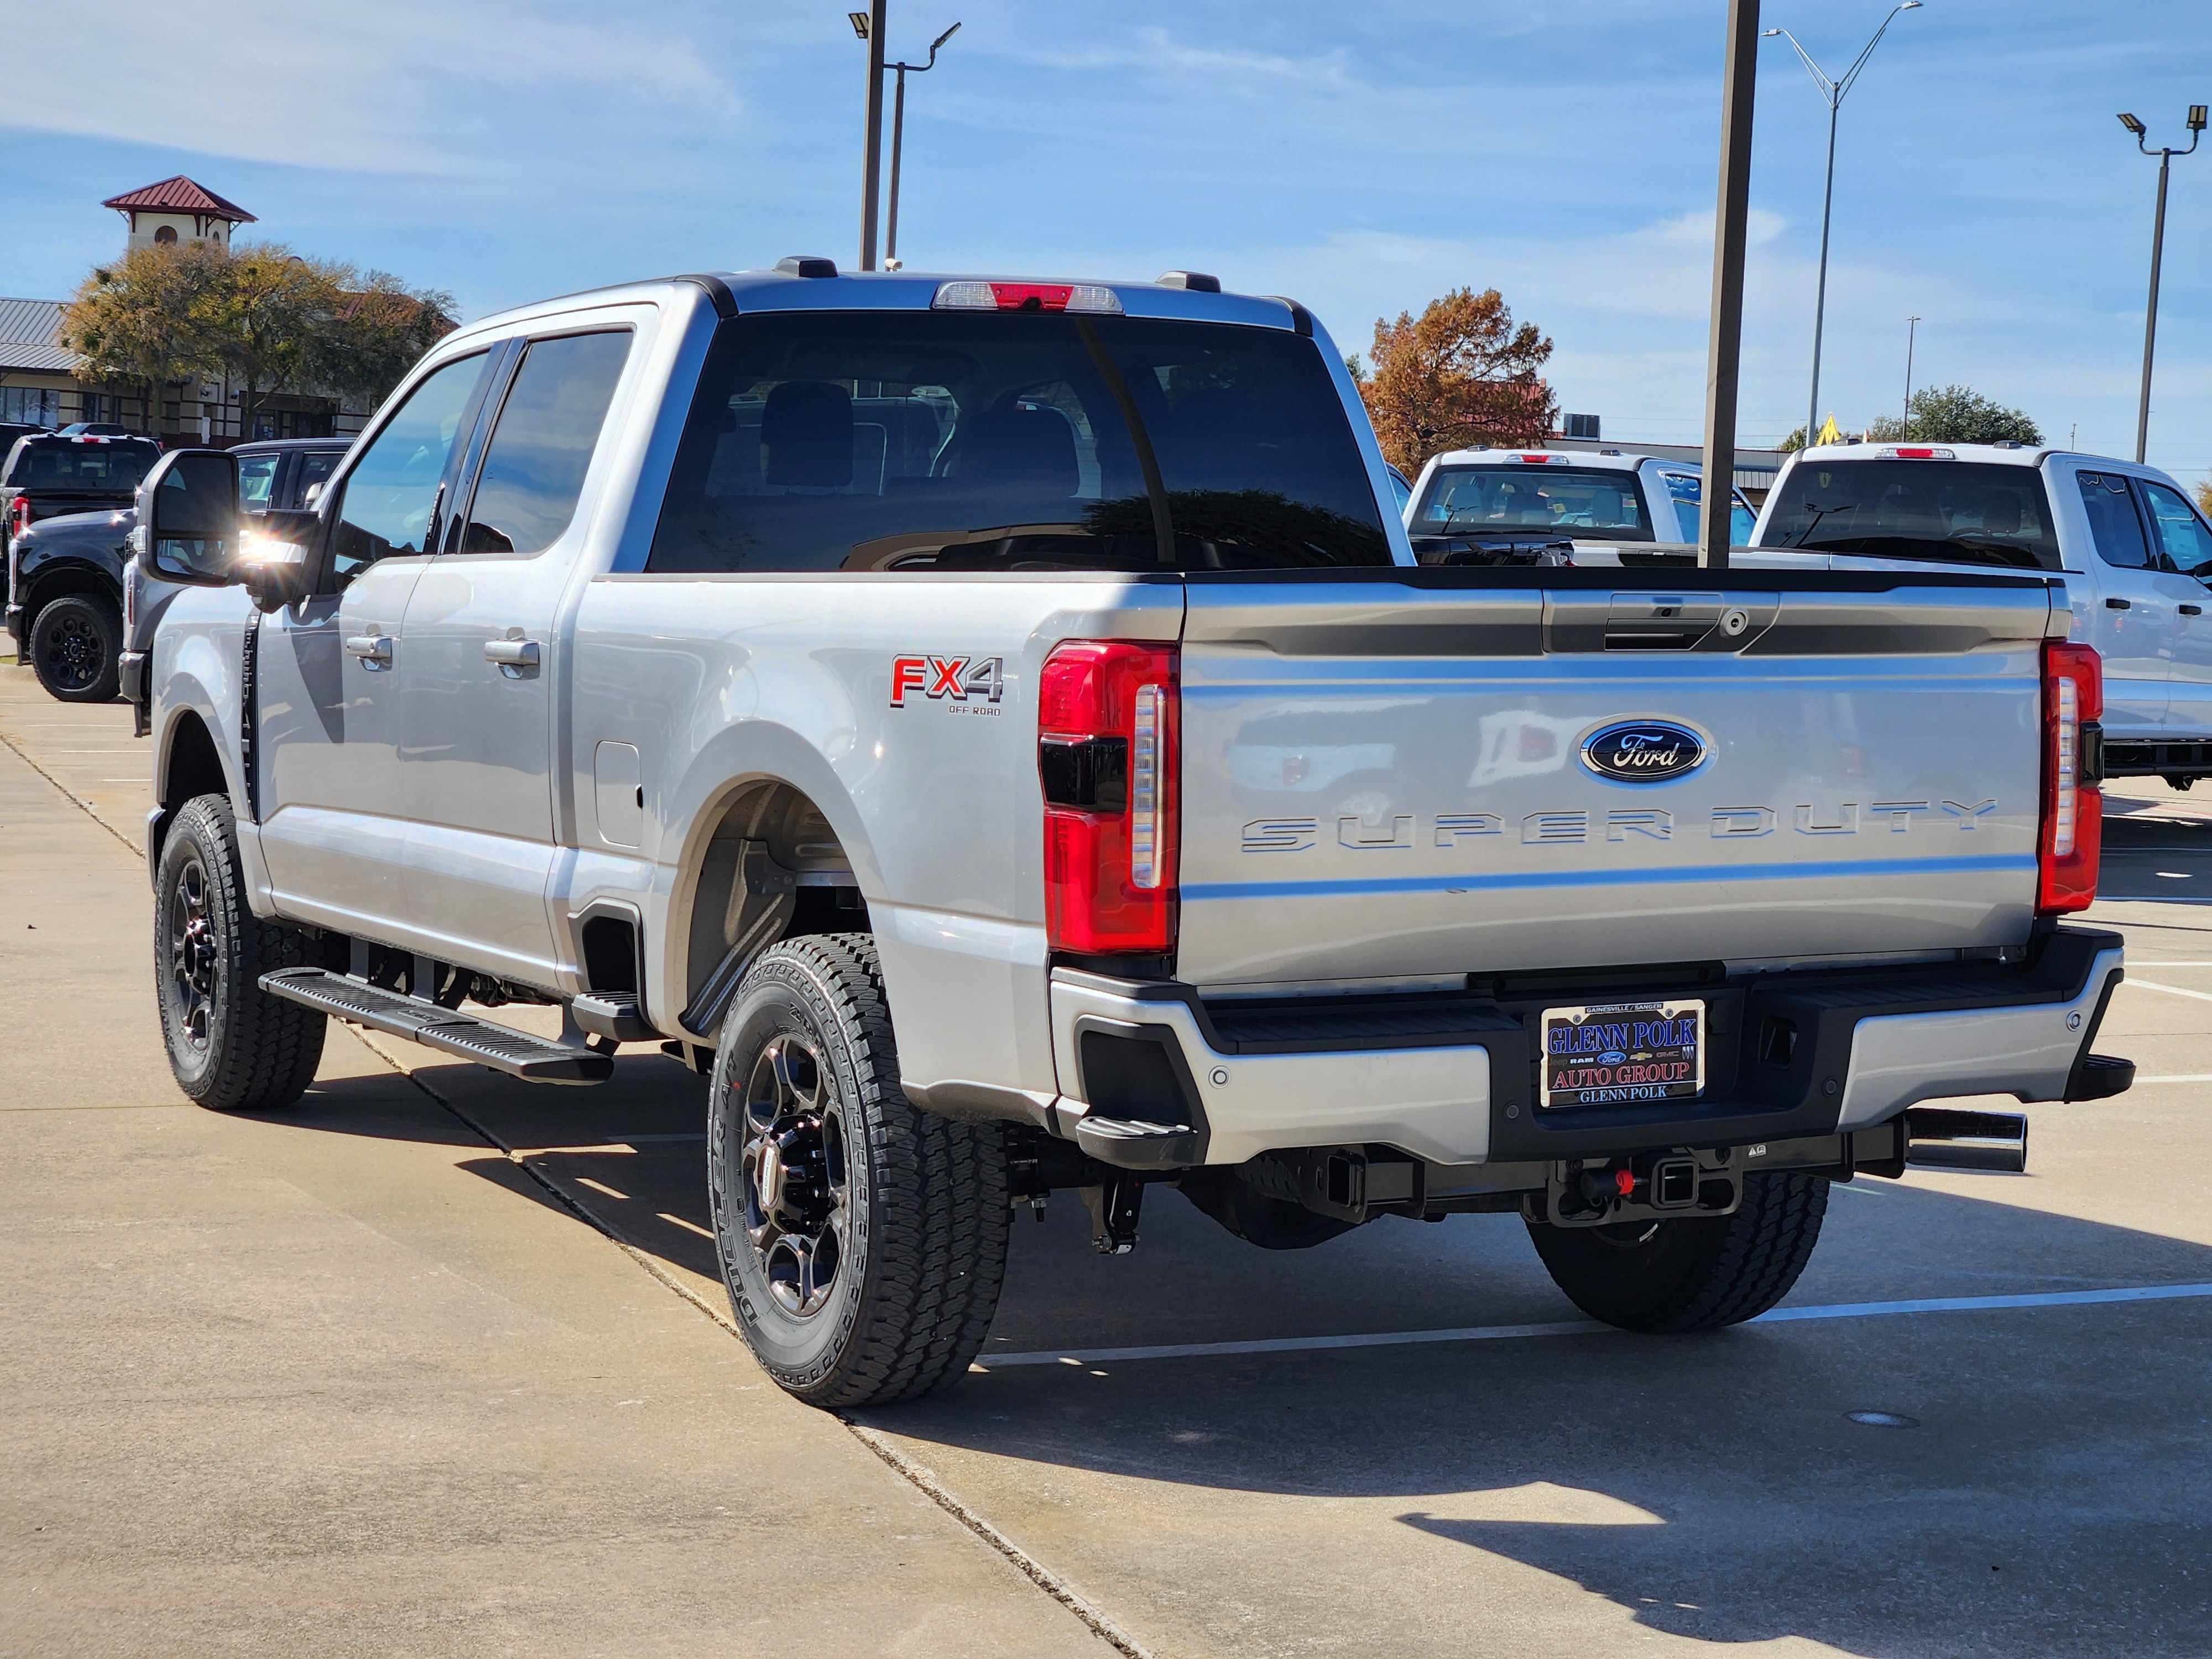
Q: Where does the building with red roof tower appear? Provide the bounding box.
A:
[102,176,257,254]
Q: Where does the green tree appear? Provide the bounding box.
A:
[195,242,349,436]
[1866,384,2041,446]
[1358,288,1554,475]
[59,244,227,429]
[306,272,456,410]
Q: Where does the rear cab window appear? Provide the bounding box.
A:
[1410,464,1652,542]
[646,310,1389,573]
[1759,458,2060,571]
[2,437,160,493]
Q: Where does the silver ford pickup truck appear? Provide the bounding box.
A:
[135,263,2133,1407]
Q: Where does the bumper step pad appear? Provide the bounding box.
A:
[259,968,613,1085]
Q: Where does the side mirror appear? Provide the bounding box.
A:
[237,508,317,612]
[135,448,239,586]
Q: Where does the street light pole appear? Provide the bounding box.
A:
[852,3,888,271]
[2120,106,2205,463]
[1764,3,1922,447]
[1903,314,1920,438]
[884,22,961,269]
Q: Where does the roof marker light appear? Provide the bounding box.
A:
[933,280,1123,315]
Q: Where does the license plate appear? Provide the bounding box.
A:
[1541,999,1705,1109]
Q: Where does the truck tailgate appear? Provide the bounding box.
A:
[1175,572,2060,989]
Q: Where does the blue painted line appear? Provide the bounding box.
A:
[971,1281,2212,1370]
[1181,854,2033,903]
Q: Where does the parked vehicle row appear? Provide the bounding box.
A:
[129,261,2130,1410]
[7,437,345,703]
[1746,440,2212,788]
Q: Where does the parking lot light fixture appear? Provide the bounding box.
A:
[2121,107,2204,462]
[1764,2,1924,450]
[884,20,961,269]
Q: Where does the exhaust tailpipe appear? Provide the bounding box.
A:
[1905,1107,2028,1173]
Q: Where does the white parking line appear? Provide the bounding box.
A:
[971,1281,2212,1370]
[2124,978,2212,1004]
[2134,1074,2212,1084]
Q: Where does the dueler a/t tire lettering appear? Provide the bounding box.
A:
[154,793,326,1112]
[707,933,1009,1408]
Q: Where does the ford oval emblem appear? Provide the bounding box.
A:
[1581,720,1706,782]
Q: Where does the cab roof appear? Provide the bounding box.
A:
[1427,446,1699,473]
[1790,440,2049,468]
[452,265,1315,347]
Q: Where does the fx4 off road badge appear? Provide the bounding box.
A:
[891,655,1005,711]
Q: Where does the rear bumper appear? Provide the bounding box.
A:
[1048,927,2127,1169]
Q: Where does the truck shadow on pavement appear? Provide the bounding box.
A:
[278,1060,2212,1656]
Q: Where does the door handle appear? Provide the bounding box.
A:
[2106,597,2131,610]
[484,639,541,668]
[2182,604,2203,617]
[344,634,393,664]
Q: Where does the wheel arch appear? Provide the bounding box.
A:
[20,556,122,625]
[148,698,243,886]
[661,726,883,1042]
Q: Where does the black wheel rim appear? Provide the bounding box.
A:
[168,853,217,1052]
[39,612,104,691]
[740,1034,849,1318]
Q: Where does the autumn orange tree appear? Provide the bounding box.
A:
[1358,288,1556,475]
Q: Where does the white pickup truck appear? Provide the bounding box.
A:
[1751,440,2212,788]
[136,264,2132,1408]
[1402,445,1756,564]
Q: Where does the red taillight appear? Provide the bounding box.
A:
[1039,640,1179,955]
[2039,640,2103,913]
[8,496,30,539]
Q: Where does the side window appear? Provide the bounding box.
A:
[2141,480,2212,578]
[236,453,281,511]
[1730,496,1757,543]
[294,449,339,507]
[330,353,488,582]
[2076,471,2153,570]
[457,331,631,556]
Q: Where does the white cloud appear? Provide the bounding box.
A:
[0,1,736,174]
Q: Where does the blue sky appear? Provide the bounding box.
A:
[3,1,2208,473]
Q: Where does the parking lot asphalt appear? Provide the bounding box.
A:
[4,662,2209,1657]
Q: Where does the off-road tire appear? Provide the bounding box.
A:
[707,933,1009,1408]
[30,594,121,702]
[1526,1171,1830,1333]
[155,793,326,1111]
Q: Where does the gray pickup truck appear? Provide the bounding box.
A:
[135,263,2132,1408]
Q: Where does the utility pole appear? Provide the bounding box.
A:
[2119,106,2205,463]
[1903,315,1921,439]
[1699,0,1761,571]
[853,3,889,271]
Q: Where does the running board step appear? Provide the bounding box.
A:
[259,968,613,1085]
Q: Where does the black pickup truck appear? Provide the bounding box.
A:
[8,436,347,701]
